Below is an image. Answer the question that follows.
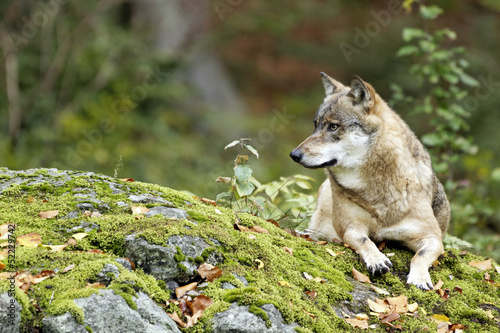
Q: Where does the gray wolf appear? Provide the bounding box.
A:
[290,73,450,290]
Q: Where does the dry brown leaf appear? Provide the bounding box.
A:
[494,265,500,274]
[305,290,317,299]
[266,219,280,228]
[315,240,328,245]
[449,323,467,331]
[87,249,105,255]
[250,225,269,234]
[433,279,444,290]
[0,249,8,260]
[186,295,214,327]
[131,206,149,215]
[386,295,408,313]
[469,258,492,271]
[120,178,134,182]
[200,198,217,206]
[377,241,387,251]
[380,308,400,323]
[83,211,92,217]
[17,233,42,247]
[39,210,59,219]
[436,288,449,300]
[91,211,103,218]
[175,282,198,299]
[86,282,106,289]
[0,272,12,279]
[282,247,293,255]
[407,302,418,313]
[168,311,188,328]
[61,264,75,274]
[312,276,325,283]
[0,223,14,236]
[67,238,77,246]
[120,257,136,270]
[454,286,463,293]
[367,299,389,313]
[302,308,316,319]
[345,318,368,329]
[0,261,5,271]
[234,223,250,232]
[371,285,390,295]
[40,244,68,252]
[197,263,222,282]
[352,267,371,284]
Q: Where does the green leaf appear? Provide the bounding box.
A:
[419,5,443,20]
[459,73,479,87]
[216,192,233,202]
[396,45,419,57]
[224,140,241,150]
[234,164,252,182]
[402,28,425,42]
[244,144,259,159]
[235,179,255,197]
[492,168,500,181]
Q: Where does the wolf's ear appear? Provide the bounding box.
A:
[320,72,344,96]
[350,75,374,109]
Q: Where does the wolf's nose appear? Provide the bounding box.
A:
[289,149,303,163]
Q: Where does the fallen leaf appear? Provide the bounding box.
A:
[352,267,371,284]
[315,241,328,245]
[32,270,57,284]
[26,196,35,203]
[386,295,408,313]
[86,249,105,254]
[168,311,188,328]
[0,262,5,271]
[278,281,292,287]
[367,299,389,313]
[91,211,103,218]
[83,211,92,217]
[266,219,280,228]
[86,282,106,288]
[0,224,12,236]
[305,290,317,299]
[312,276,325,283]
[302,308,316,319]
[495,265,500,274]
[71,233,88,240]
[176,282,198,299]
[355,313,369,320]
[449,323,467,331]
[17,233,42,247]
[67,238,77,246]
[431,314,450,324]
[197,263,222,282]
[186,295,214,327]
[119,257,135,270]
[0,249,8,260]
[200,198,217,206]
[469,259,492,271]
[459,251,468,256]
[214,209,222,215]
[303,272,313,280]
[61,264,75,274]
[282,247,293,255]
[120,178,134,182]
[40,244,68,252]
[254,259,264,269]
[345,318,368,329]
[386,253,395,257]
[131,206,149,215]
[407,302,418,313]
[215,177,231,184]
[371,285,390,295]
[454,286,463,293]
[377,241,386,251]
[234,223,250,232]
[247,234,256,240]
[250,225,269,234]
[39,210,59,219]
[0,272,14,279]
[433,279,444,290]
[485,310,494,319]
[380,308,400,323]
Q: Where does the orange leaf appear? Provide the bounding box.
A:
[39,210,59,219]
[469,259,492,271]
[352,267,371,284]
[120,178,134,182]
[186,295,214,327]
[386,295,408,313]
[305,290,317,299]
[433,279,444,290]
[0,262,5,271]
[175,282,198,299]
[17,233,42,247]
[197,263,223,282]
[86,282,106,289]
[86,249,105,255]
[200,198,217,206]
[379,308,400,323]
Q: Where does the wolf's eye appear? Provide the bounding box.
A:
[328,124,339,131]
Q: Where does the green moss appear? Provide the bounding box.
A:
[174,246,186,262]
[2,183,21,196]
[187,210,209,222]
[248,304,270,326]
[177,263,188,272]
[194,256,205,264]
[107,283,137,310]
[85,325,93,333]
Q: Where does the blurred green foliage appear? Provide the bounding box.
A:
[0,1,499,260]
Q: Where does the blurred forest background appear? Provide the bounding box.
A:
[1,0,499,259]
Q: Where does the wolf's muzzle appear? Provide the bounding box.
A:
[289,149,303,163]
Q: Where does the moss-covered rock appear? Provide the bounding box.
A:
[0,168,499,332]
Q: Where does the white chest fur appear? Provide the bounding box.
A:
[333,167,364,190]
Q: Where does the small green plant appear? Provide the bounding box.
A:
[216,138,316,229]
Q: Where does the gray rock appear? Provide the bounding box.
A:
[221,282,237,290]
[145,206,188,219]
[61,211,79,219]
[41,313,87,333]
[75,203,95,211]
[210,303,297,333]
[116,201,129,207]
[333,278,381,319]
[0,293,22,333]
[233,273,249,286]
[128,194,173,205]
[115,258,133,271]
[124,234,220,283]
[95,264,120,286]
[42,290,181,333]
[66,221,99,233]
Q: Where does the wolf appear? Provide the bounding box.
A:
[290,73,450,290]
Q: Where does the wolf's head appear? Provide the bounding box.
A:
[290,73,381,169]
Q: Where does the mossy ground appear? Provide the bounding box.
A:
[0,168,499,332]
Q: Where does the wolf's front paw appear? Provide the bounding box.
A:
[406,269,433,291]
[363,252,392,276]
